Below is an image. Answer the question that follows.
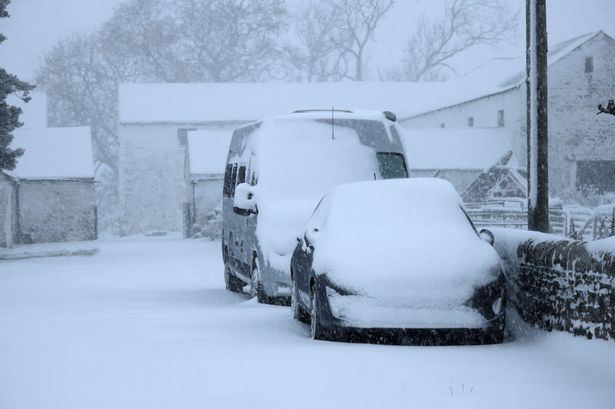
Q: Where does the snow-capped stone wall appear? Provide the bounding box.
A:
[17,180,96,244]
[494,229,615,341]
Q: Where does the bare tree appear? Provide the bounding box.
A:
[97,0,180,83]
[389,0,518,82]
[326,0,394,81]
[176,0,287,82]
[287,1,350,82]
[36,32,121,234]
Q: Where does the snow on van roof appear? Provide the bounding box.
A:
[6,126,94,180]
[187,130,232,175]
[402,128,514,170]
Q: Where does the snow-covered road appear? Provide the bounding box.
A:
[1,237,614,409]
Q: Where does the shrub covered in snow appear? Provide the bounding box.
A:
[191,207,222,240]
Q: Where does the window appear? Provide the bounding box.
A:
[577,160,615,193]
[229,164,238,197]
[585,56,594,73]
[468,117,474,127]
[377,152,408,179]
[237,165,246,185]
[223,164,233,197]
[497,110,505,127]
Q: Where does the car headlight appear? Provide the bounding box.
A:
[466,273,506,320]
[492,296,503,315]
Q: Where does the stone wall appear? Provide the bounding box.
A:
[494,229,615,341]
[17,179,96,244]
[0,174,17,247]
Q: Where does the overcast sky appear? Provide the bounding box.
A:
[1,0,614,83]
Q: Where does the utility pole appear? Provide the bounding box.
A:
[526,0,549,232]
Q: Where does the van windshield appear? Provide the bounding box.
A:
[377,152,408,179]
[253,118,405,203]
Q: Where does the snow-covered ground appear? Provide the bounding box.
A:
[1,236,614,409]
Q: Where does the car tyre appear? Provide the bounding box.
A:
[224,263,243,293]
[309,288,327,340]
[291,277,309,323]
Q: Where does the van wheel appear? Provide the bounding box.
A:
[224,263,242,293]
[251,258,268,304]
[292,277,309,323]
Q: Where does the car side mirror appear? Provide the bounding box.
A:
[233,183,258,215]
[479,228,495,246]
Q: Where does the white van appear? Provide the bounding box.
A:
[222,110,409,304]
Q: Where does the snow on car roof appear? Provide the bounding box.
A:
[312,178,500,306]
[187,130,232,175]
[7,126,94,180]
[402,128,514,170]
[329,177,463,215]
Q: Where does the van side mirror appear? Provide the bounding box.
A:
[303,227,319,250]
[479,228,495,246]
[233,183,258,215]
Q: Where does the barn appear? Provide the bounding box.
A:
[0,126,97,247]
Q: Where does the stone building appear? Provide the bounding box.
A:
[118,32,615,235]
[400,31,615,197]
[0,126,96,247]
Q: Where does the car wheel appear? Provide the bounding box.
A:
[224,263,243,293]
[309,288,326,340]
[251,257,267,304]
[291,277,309,323]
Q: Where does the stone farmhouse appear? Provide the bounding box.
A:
[118,31,615,236]
[118,81,458,236]
[400,31,615,197]
[0,126,97,247]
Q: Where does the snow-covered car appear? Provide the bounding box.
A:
[222,110,409,304]
[290,178,506,344]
